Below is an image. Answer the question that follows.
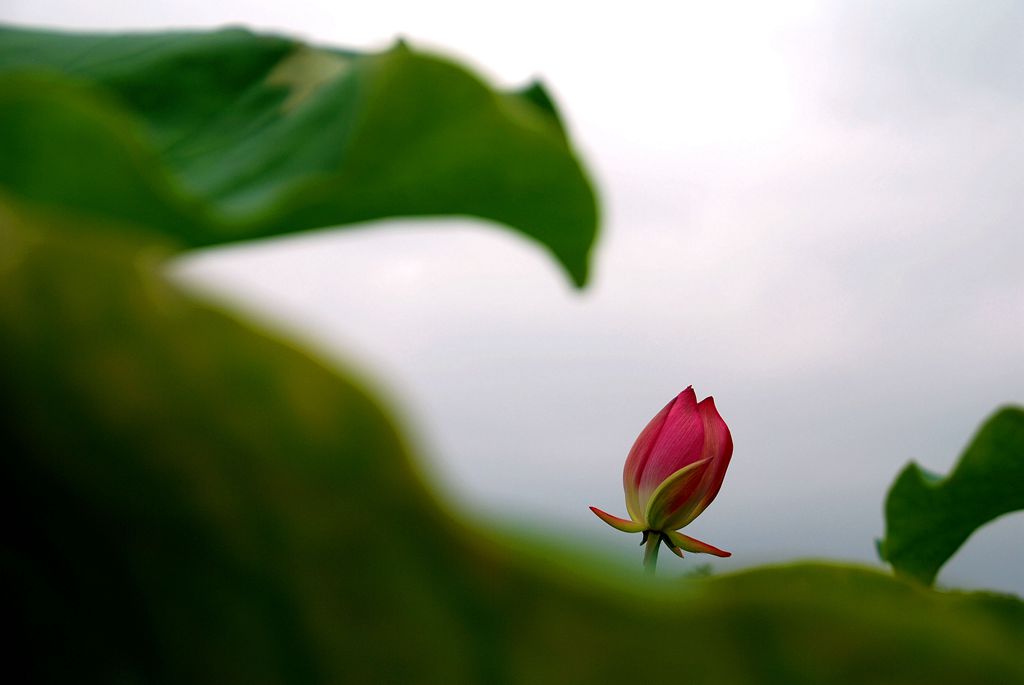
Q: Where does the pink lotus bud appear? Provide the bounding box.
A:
[590,387,732,559]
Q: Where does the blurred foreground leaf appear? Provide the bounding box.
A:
[0,25,598,285]
[878,407,1024,585]
[3,199,1023,684]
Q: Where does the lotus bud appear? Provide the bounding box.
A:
[590,387,732,570]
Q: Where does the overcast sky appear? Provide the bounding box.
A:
[5,1,1022,593]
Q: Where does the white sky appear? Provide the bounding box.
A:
[5,1,1023,593]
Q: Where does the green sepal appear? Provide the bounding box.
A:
[589,506,644,534]
[666,529,730,558]
[643,458,712,531]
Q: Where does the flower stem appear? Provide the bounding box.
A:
[643,532,660,575]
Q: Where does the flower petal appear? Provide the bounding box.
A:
[635,388,705,514]
[672,396,734,528]
[589,506,645,533]
[666,529,731,557]
[642,457,712,531]
[622,393,678,520]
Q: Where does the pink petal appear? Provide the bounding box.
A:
[636,388,705,513]
[663,395,737,528]
[661,397,734,529]
[666,529,731,557]
[622,393,677,520]
[589,506,645,533]
[684,397,734,526]
[642,457,713,531]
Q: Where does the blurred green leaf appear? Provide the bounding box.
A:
[878,407,1024,586]
[3,198,1022,684]
[0,25,598,285]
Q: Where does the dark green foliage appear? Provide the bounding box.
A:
[0,26,598,285]
[2,198,1022,684]
[879,407,1024,585]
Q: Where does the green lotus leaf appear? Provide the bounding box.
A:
[2,198,1021,684]
[0,25,598,285]
[879,407,1024,586]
